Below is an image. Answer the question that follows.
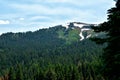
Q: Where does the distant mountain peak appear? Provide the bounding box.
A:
[61,22,96,41]
[62,22,96,28]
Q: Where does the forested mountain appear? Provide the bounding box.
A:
[0,22,105,80]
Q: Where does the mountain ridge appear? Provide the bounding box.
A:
[0,22,97,41]
[0,21,104,79]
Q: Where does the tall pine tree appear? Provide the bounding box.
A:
[91,0,120,80]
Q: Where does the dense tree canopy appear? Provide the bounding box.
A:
[0,25,104,80]
[91,0,120,80]
[1,1,118,79]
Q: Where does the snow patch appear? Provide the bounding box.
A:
[79,28,91,41]
[74,23,84,28]
[79,31,84,41]
[86,34,91,38]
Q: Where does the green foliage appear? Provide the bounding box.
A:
[2,63,104,80]
[57,27,80,44]
[91,0,120,80]
[0,25,104,79]
[8,67,16,80]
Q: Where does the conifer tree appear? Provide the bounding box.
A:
[8,67,16,80]
[16,64,24,80]
[91,0,120,80]
[45,68,57,80]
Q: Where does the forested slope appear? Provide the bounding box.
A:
[0,25,104,80]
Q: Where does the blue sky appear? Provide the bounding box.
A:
[0,0,115,34]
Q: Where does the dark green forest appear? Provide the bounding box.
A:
[0,0,120,80]
[0,25,104,80]
[91,0,120,80]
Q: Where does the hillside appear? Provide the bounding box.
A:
[0,22,104,80]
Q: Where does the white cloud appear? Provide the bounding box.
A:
[19,18,25,20]
[9,3,88,17]
[29,16,50,21]
[0,0,115,34]
[0,20,10,24]
[45,0,69,3]
[42,0,115,7]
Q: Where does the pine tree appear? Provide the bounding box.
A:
[45,68,57,80]
[91,0,120,80]
[71,66,80,80]
[8,67,16,80]
[16,64,24,80]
